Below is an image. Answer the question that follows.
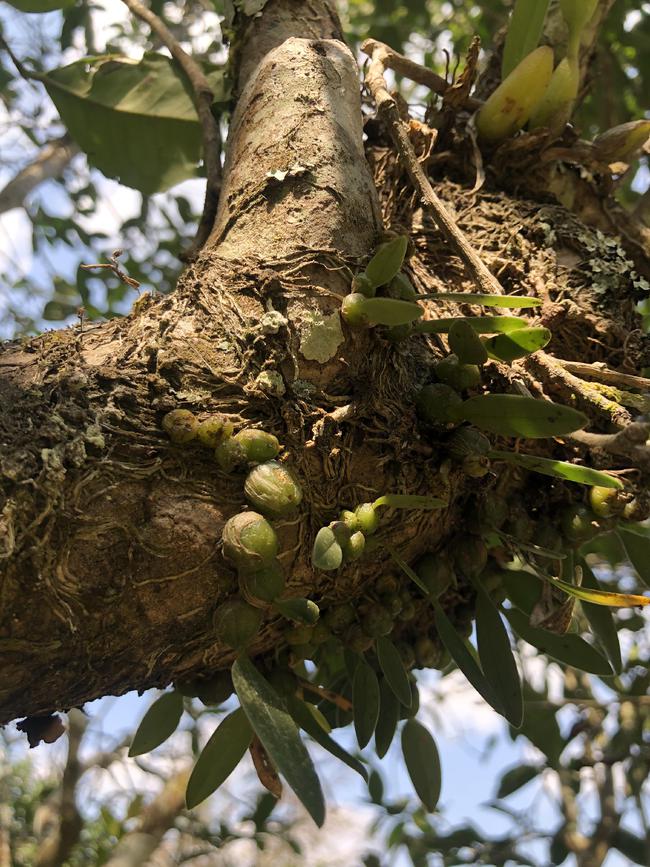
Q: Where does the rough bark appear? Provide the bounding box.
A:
[0,0,648,727]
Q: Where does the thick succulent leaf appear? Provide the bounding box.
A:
[459,395,588,438]
[489,450,623,489]
[360,297,423,326]
[129,690,184,757]
[376,637,412,707]
[232,655,325,826]
[579,561,623,674]
[617,525,650,587]
[373,494,446,510]
[502,0,551,77]
[506,608,612,675]
[401,719,442,812]
[421,292,541,308]
[483,327,551,362]
[375,678,400,759]
[475,586,523,727]
[364,236,408,288]
[185,708,253,808]
[352,660,380,749]
[286,697,368,782]
[415,315,528,334]
[42,53,226,194]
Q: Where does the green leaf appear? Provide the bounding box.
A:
[376,637,412,708]
[232,655,326,826]
[185,708,253,808]
[352,660,380,749]
[496,763,541,798]
[128,691,184,757]
[539,573,649,609]
[42,53,225,194]
[475,586,523,728]
[401,719,442,812]
[388,546,433,595]
[375,678,400,759]
[432,601,504,716]
[502,0,551,77]
[421,292,542,308]
[360,297,423,326]
[365,236,408,288]
[273,597,320,624]
[483,327,551,362]
[489,450,623,488]
[448,319,489,365]
[501,569,544,616]
[415,316,528,334]
[312,526,343,571]
[579,561,623,675]
[459,395,588,438]
[506,608,612,675]
[617,526,650,588]
[372,494,446,510]
[517,681,564,767]
[7,0,74,10]
[286,697,368,782]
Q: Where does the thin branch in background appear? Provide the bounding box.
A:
[0,136,80,216]
[0,33,39,83]
[361,38,506,299]
[120,0,222,259]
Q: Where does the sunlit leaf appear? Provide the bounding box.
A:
[312,526,343,571]
[401,719,442,812]
[415,316,528,334]
[539,573,649,608]
[489,450,624,488]
[460,395,588,438]
[232,655,325,826]
[502,0,551,77]
[185,708,253,808]
[128,691,184,757]
[483,327,551,362]
[361,297,423,326]
[421,292,542,308]
[41,53,226,194]
[365,236,408,288]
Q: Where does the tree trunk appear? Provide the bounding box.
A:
[0,0,647,726]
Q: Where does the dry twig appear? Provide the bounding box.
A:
[362,39,505,298]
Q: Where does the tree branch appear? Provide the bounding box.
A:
[0,136,80,215]
[361,38,506,298]
[120,0,222,258]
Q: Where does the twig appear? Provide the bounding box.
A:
[525,354,633,429]
[0,135,80,215]
[0,33,38,83]
[362,38,482,111]
[298,679,352,711]
[568,424,650,471]
[120,0,222,258]
[81,248,141,290]
[556,359,650,392]
[362,40,506,298]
